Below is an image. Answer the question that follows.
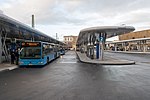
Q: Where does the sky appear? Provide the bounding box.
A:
[0,0,150,41]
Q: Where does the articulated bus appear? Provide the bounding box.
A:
[19,41,61,66]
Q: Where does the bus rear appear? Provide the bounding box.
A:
[19,42,45,66]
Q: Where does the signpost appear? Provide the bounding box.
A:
[99,35,105,60]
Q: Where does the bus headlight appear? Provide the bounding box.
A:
[19,62,24,64]
[38,62,43,64]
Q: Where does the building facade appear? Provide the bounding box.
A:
[107,29,150,52]
[119,29,150,40]
[64,36,78,50]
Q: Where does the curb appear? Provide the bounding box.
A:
[76,51,135,65]
[80,60,135,65]
[0,69,10,73]
[0,66,18,73]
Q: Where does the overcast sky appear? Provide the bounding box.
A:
[1,0,150,41]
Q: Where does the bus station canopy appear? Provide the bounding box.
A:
[80,26,135,38]
[0,13,65,45]
[77,26,135,45]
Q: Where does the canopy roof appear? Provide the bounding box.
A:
[0,13,65,45]
[77,26,135,45]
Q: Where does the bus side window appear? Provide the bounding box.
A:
[42,47,46,56]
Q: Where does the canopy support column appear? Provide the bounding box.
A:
[98,32,106,60]
[0,26,9,63]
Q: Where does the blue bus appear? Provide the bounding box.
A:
[59,47,65,55]
[19,41,59,66]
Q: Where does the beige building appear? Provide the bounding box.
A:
[119,29,150,40]
[114,29,150,52]
[64,35,78,50]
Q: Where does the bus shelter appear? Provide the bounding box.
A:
[76,26,135,60]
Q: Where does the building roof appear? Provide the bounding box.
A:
[64,35,78,37]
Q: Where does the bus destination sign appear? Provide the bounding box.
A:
[22,42,41,47]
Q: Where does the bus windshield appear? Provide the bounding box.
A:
[20,47,41,59]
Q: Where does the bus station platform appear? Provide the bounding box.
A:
[76,51,135,65]
[0,63,18,72]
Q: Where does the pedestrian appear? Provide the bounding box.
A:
[11,50,15,64]
[15,49,19,65]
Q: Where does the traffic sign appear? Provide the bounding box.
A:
[99,37,103,42]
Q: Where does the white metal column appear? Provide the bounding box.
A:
[143,45,147,52]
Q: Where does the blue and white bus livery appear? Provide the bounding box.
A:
[19,41,57,66]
